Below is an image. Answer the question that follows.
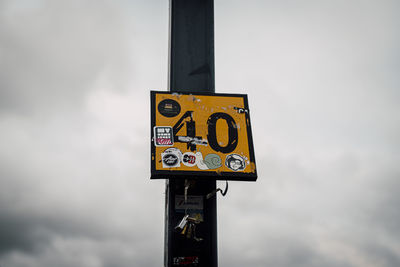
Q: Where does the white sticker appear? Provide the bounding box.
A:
[225,154,246,171]
[161,147,182,168]
[175,195,204,210]
[182,152,197,167]
[154,126,174,146]
[195,152,209,170]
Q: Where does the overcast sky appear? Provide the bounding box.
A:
[1,0,399,266]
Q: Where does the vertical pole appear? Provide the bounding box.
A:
[165,0,217,267]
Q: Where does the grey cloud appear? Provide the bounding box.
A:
[364,167,400,257]
[0,0,133,115]
[0,215,43,255]
[218,153,400,267]
[0,111,157,248]
[0,1,165,266]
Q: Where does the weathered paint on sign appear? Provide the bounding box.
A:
[150,91,257,181]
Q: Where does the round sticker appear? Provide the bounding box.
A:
[163,154,179,167]
[158,99,181,117]
[225,154,246,171]
[182,152,197,167]
[204,154,222,169]
[161,148,182,168]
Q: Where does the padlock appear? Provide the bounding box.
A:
[175,214,189,232]
[187,216,201,224]
[180,224,188,235]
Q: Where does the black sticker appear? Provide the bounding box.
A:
[158,99,181,117]
[163,154,179,167]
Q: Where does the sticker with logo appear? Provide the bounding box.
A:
[203,154,222,169]
[182,152,197,167]
[195,152,208,170]
[162,148,182,168]
[154,126,174,146]
[158,99,181,117]
[225,154,246,171]
[194,152,222,170]
[173,256,199,266]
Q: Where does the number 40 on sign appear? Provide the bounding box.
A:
[150,91,257,181]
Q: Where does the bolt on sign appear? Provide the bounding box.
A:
[150,91,257,181]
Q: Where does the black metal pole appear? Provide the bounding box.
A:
[165,0,217,266]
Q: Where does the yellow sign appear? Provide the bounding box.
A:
[151,91,257,181]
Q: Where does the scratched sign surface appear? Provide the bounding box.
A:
[150,91,257,181]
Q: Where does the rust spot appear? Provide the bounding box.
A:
[250,162,256,172]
